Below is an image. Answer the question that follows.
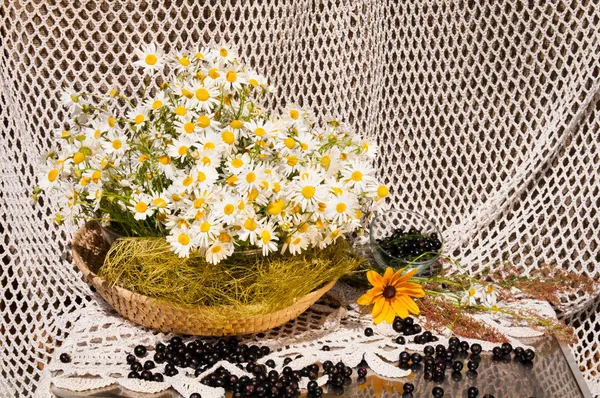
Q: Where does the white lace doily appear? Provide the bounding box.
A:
[47,282,558,398]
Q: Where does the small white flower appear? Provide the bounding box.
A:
[237,214,260,245]
[215,44,237,64]
[205,241,234,264]
[256,222,279,256]
[166,226,199,258]
[463,284,482,306]
[196,214,223,248]
[102,131,129,155]
[60,87,83,116]
[341,160,376,192]
[38,161,62,190]
[282,233,309,255]
[325,191,358,224]
[167,136,193,160]
[287,170,327,212]
[189,82,220,112]
[481,284,501,307]
[221,64,247,91]
[129,194,153,220]
[133,42,164,71]
[127,106,148,126]
[225,153,251,175]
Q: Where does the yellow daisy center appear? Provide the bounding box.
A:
[184,122,195,134]
[254,127,266,137]
[226,71,237,83]
[222,131,235,144]
[230,119,243,129]
[152,99,163,109]
[196,88,209,101]
[211,245,222,253]
[197,115,210,128]
[224,204,235,215]
[261,230,271,244]
[197,171,207,182]
[47,169,59,182]
[182,176,194,186]
[351,170,363,181]
[302,186,315,199]
[284,137,295,149]
[178,146,188,155]
[178,233,190,245]
[469,288,477,297]
[200,221,211,233]
[320,155,331,170]
[287,156,298,166]
[377,185,389,198]
[289,109,299,120]
[246,172,256,183]
[135,202,148,213]
[158,155,171,165]
[153,198,167,208]
[231,158,243,168]
[220,48,228,57]
[175,106,187,116]
[179,56,190,66]
[73,152,85,164]
[145,54,157,65]
[244,218,257,231]
[134,114,145,124]
[336,203,347,213]
[112,139,122,149]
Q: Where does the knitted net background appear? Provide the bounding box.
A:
[1,0,599,396]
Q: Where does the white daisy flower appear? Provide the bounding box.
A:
[237,214,260,245]
[133,42,164,71]
[39,161,62,190]
[102,130,129,155]
[282,103,304,125]
[225,153,251,175]
[287,171,327,212]
[205,240,234,264]
[221,64,247,91]
[196,130,223,152]
[60,87,83,116]
[193,46,217,63]
[189,82,220,112]
[215,44,237,64]
[174,117,198,137]
[463,284,483,306]
[195,214,223,248]
[156,155,177,179]
[127,106,148,126]
[246,69,268,89]
[218,128,238,154]
[129,193,153,220]
[171,50,192,70]
[256,222,279,256]
[145,91,166,111]
[213,193,241,224]
[325,191,358,224]
[236,164,264,194]
[193,163,218,190]
[280,154,302,176]
[481,284,501,307]
[282,233,309,255]
[245,119,277,142]
[355,137,378,159]
[150,192,170,213]
[167,136,193,160]
[166,225,199,258]
[340,160,376,192]
[195,148,222,167]
[367,182,390,202]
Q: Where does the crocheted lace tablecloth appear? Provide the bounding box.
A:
[47,282,576,398]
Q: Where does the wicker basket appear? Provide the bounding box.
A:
[71,222,336,336]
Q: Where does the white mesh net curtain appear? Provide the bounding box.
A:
[1,0,599,397]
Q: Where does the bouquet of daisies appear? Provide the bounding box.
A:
[36,43,389,264]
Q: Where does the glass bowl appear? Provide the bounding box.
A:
[369,208,443,274]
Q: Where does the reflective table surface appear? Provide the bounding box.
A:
[52,335,592,398]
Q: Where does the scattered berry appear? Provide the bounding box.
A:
[364,327,374,337]
[403,382,414,393]
[59,353,71,363]
[134,345,147,357]
[432,386,444,397]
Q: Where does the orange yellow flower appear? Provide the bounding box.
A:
[357,267,425,324]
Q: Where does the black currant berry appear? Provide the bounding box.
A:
[403,382,414,393]
[470,343,482,355]
[134,345,147,357]
[126,354,136,364]
[467,360,479,371]
[432,386,444,397]
[364,327,374,337]
[396,336,406,345]
[467,386,479,397]
[152,373,164,382]
[127,371,139,379]
[59,353,71,363]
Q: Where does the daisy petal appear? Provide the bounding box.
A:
[391,298,409,319]
[373,300,390,324]
[356,286,383,305]
[384,303,396,324]
[399,295,421,315]
[394,268,419,285]
[372,297,386,318]
[366,270,383,287]
[381,267,394,285]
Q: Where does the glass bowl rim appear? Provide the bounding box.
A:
[369,208,444,266]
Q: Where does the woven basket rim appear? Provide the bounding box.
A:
[72,224,336,320]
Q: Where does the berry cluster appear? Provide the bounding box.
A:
[125,337,271,394]
[377,228,442,261]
